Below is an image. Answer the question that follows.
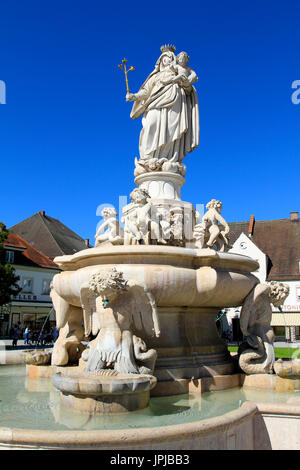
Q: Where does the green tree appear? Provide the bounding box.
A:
[0,222,22,306]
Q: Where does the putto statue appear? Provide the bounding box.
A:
[95,207,123,246]
[126,45,199,165]
[80,268,160,375]
[122,188,170,245]
[238,281,289,375]
[193,199,230,251]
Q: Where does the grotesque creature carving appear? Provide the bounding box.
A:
[80,268,160,375]
[238,281,289,375]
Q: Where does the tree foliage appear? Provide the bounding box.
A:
[0,222,22,306]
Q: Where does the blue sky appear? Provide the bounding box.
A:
[0,0,299,245]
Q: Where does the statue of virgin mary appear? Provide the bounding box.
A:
[126,45,199,163]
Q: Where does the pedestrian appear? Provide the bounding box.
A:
[24,326,29,345]
[12,325,19,347]
[38,332,45,346]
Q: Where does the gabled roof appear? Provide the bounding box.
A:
[4,233,59,270]
[10,211,90,259]
[229,217,300,281]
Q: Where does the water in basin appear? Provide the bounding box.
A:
[1,365,299,431]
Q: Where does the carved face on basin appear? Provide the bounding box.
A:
[88,268,128,306]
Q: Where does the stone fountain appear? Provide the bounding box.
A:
[47,44,289,415]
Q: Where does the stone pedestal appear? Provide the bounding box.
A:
[135,171,185,200]
[149,306,234,393]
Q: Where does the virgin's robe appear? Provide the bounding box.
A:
[131,68,199,162]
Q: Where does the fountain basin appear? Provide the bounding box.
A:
[1,366,300,449]
[52,245,259,390]
[51,371,157,413]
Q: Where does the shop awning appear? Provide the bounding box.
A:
[271,313,300,326]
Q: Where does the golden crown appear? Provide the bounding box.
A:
[160,44,176,53]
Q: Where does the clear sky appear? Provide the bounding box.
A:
[0,0,299,245]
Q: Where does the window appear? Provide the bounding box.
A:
[297,287,300,302]
[298,261,300,273]
[5,250,14,264]
[22,278,33,293]
[42,279,51,295]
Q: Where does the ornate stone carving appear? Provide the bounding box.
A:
[238,281,289,375]
[50,284,85,366]
[134,157,186,177]
[23,349,51,365]
[274,359,300,378]
[193,199,230,252]
[80,268,160,375]
[122,188,171,245]
[122,188,189,247]
[95,207,123,247]
[126,45,199,164]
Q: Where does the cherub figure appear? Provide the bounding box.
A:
[173,51,198,93]
[170,207,185,246]
[80,268,160,375]
[193,199,230,251]
[122,188,164,245]
[238,281,289,375]
[95,207,123,247]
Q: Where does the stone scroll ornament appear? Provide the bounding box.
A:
[238,281,289,375]
[193,199,231,252]
[80,268,160,376]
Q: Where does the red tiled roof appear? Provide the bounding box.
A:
[4,233,60,270]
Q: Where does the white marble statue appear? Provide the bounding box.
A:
[95,207,123,246]
[127,45,199,163]
[80,268,160,375]
[122,188,168,245]
[193,199,230,251]
[50,284,85,366]
[238,281,289,375]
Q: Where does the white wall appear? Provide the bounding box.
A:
[229,232,267,283]
[12,266,59,304]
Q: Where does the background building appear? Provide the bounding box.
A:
[10,210,91,258]
[1,233,60,337]
[223,211,300,342]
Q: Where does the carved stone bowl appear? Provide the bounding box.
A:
[51,370,157,413]
[53,245,259,392]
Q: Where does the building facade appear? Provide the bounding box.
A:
[0,234,60,337]
[224,211,300,342]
